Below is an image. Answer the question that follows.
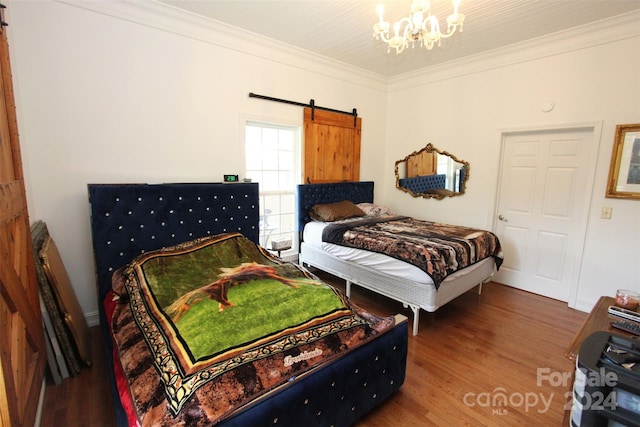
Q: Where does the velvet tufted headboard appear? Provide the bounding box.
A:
[296,181,374,239]
[88,183,260,303]
[398,174,446,194]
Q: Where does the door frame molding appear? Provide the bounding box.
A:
[494,120,603,307]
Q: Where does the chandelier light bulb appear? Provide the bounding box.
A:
[373,0,465,55]
[394,21,401,36]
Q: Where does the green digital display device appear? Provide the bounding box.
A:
[223,174,239,182]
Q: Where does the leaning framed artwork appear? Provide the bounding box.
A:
[606,123,640,200]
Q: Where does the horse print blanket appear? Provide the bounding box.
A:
[322,215,503,288]
[109,232,395,426]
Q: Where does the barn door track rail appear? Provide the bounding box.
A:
[248,92,358,127]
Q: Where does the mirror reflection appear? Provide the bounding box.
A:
[395,143,469,200]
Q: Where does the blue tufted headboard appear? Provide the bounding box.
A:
[398,174,446,195]
[296,181,374,240]
[88,183,260,303]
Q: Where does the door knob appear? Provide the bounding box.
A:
[498,214,508,222]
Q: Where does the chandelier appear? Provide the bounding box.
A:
[373,0,465,54]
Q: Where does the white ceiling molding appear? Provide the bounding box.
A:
[388,10,640,91]
[152,0,640,78]
[55,1,638,94]
[55,0,389,92]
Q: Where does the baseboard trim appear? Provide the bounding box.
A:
[572,298,596,313]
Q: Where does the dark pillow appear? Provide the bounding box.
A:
[309,200,366,222]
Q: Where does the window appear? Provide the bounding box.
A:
[437,153,452,190]
[245,121,300,255]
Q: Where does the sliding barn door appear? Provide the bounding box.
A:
[303,108,361,183]
[0,6,47,426]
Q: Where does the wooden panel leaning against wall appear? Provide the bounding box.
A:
[303,108,361,184]
[0,4,48,426]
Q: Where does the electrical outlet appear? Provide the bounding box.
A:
[601,207,613,219]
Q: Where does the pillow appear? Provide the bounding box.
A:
[356,203,394,217]
[309,200,366,222]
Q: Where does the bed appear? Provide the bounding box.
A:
[297,181,502,336]
[88,182,408,426]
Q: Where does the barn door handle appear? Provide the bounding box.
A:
[498,214,508,222]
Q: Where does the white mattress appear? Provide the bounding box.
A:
[303,220,430,280]
[304,220,489,286]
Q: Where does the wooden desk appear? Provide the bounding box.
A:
[565,296,635,362]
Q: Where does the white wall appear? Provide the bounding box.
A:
[382,15,640,310]
[6,0,388,324]
[5,0,639,323]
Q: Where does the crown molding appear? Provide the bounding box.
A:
[387,10,640,91]
[54,1,638,94]
[54,0,388,92]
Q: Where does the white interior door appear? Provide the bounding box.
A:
[493,126,597,302]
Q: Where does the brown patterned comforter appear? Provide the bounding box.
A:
[322,215,503,288]
[109,232,395,426]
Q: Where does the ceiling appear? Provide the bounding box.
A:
[156,0,640,77]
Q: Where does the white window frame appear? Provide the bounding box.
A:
[242,119,301,257]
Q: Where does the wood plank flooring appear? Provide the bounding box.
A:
[40,274,586,426]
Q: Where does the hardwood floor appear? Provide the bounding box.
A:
[40,328,116,427]
[40,275,586,426]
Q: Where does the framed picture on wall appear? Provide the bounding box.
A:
[606,123,640,200]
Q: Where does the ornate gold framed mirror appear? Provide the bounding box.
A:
[395,143,470,200]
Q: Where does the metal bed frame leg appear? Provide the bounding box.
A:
[402,303,420,336]
[410,306,419,336]
[342,278,484,336]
